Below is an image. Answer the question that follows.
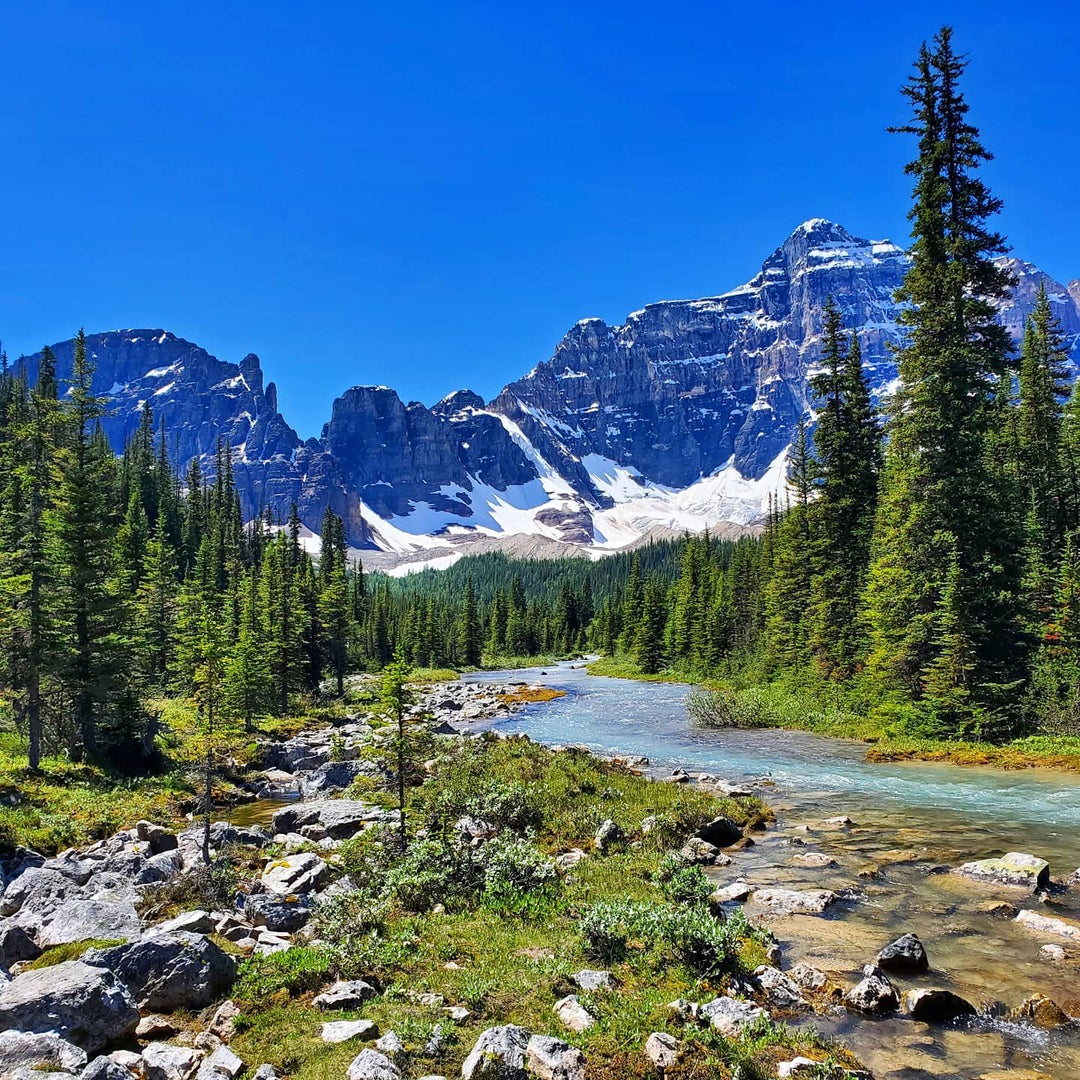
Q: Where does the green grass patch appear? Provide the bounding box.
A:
[23,939,124,969]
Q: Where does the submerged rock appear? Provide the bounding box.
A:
[1010,994,1070,1028]
[1014,908,1080,941]
[750,888,838,915]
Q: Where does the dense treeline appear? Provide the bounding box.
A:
[612,29,1080,740]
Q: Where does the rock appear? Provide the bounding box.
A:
[0,922,42,968]
[242,894,313,932]
[35,900,142,948]
[260,852,329,895]
[83,933,235,1012]
[141,1043,205,1080]
[643,1033,678,1070]
[1010,994,1069,1028]
[956,853,1050,891]
[1014,908,1080,941]
[1,867,74,917]
[844,965,899,1015]
[753,965,809,1010]
[552,994,595,1032]
[708,880,752,907]
[695,816,742,848]
[136,1016,180,1040]
[375,1032,405,1057]
[665,998,699,1023]
[151,910,216,936]
[554,850,587,872]
[313,979,378,1010]
[975,899,1018,919]
[136,822,179,855]
[346,1050,401,1080]
[0,961,139,1053]
[525,1035,585,1080]
[270,801,386,841]
[791,852,838,869]
[209,1000,240,1042]
[876,933,929,972]
[822,816,853,829]
[1039,943,1067,962]
[322,1020,379,1044]
[903,987,977,1022]
[679,838,727,866]
[80,1057,134,1080]
[700,995,767,1037]
[196,1047,244,1080]
[461,1026,531,1080]
[443,1006,472,1024]
[750,888,838,915]
[299,761,373,798]
[789,963,828,993]
[593,820,623,853]
[251,1068,277,1080]
[569,969,613,991]
[0,1031,88,1076]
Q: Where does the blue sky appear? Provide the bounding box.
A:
[1,1,1076,438]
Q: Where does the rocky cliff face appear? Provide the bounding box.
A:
[14,221,1080,558]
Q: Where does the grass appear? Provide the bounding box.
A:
[23,939,125,969]
[226,736,853,1080]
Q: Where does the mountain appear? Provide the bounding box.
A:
[15,220,1080,571]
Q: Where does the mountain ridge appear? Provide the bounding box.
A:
[14,218,1080,571]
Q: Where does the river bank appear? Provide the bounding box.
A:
[0,676,866,1080]
[585,656,1080,773]
[465,663,1080,1079]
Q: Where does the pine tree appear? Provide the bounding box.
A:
[864,28,1022,727]
[49,331,127,759]
[636,577,668,675]
[457,574,482,667]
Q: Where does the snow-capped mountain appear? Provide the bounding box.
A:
[15,219,1080,570]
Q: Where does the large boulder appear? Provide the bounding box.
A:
[0,1030,88,1076]
[83,932,235,1012]
[0,960,139,1053]
[876,933,929,973]
[0,867,75,917]
[136,822,180,855]
[299,761,376,799]
[903,988,977,1023]
[955,853,1050,891]
[753,965,809,1010]
[35,900,142,948]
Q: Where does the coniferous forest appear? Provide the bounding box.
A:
[2,27,1080,778]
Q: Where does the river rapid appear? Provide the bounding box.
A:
[466,663,1080,1080]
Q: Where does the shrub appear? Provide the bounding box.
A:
[385,838,484,912]
[659,864,713,907]
[481,836,556,894]
[233,946,335,1007]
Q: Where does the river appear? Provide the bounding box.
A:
[466,663,1080,1080]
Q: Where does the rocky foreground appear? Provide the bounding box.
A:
[1,681,1078,1080]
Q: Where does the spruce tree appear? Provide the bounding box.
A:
[864,28,1022,727]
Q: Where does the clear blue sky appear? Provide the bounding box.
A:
[1,1,1076,438]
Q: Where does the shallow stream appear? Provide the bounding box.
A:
[466,663,1080,1080]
